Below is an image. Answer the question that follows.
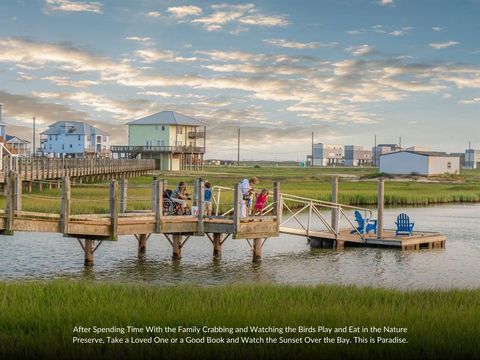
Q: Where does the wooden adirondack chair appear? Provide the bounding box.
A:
[351,210,377,234]
[395,213,415,235]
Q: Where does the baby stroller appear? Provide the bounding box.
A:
[163,189,191,215]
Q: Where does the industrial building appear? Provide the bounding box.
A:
[380,151,460,176]
[344,145,372,166]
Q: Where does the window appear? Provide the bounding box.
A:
[49,135,52,141]
[49,145,52,150]
[161,125,165,131]
[55,135,58,141]
[70,144,73,148]
[62,144,64,150]
[447,162,452,170]
[176,126,183,134]
[78,135,81,141]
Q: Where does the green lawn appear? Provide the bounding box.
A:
[0,281,478,359]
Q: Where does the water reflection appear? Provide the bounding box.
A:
[0,204,478,290]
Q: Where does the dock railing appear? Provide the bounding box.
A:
[211,185,375,242]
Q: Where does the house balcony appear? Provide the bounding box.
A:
[110,145,205,155]
[188,132,205,139]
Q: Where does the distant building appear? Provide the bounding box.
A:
[372,144,402,166]
[380,151,460,176]
[5,135,30,157]
[40,121,110,158]
[344,145,372,166]
[465,149,480,169]
[405,146,430,152]
[312,143,343,166]
[451,152,466,168]
[111,111,206,171]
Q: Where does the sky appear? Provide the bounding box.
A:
[0,0,479,161]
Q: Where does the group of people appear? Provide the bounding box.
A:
[240,177,269,218]
[169,180,213,216]
[168,177,269,218]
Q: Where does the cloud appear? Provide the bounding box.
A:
[146,11,161,18]
[345,44,376,56]
[432,26,444,32]
[429,41,458,49]
[188,3,289,31]
[263,38,337,49]
[125,36,154,46]
[167,5,202,18]
[42,76,99,88]
[459,97,480,104]
[45,0,103,14]
[378,0,394,5]
[134,49,198,63]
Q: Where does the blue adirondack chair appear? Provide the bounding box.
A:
[395,213,415,235]
[351,210,377,234]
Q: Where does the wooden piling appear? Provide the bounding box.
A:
[3,171,15,235]
[120,178,128,213]
[138,234,148,254]
[197,179,205,235]
[273,182,281,232]
[172,234,182,259]
[13,173,22,211]
[233,182,242,234]
[252,238,263,261]
[154,180,164,233]
[84,239,94,266]
[60,176,71,235]
[213,233,222,258]
[109,180,119,240]
[377,178,385,239]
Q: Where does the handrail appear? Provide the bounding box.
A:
[210,184,374,242]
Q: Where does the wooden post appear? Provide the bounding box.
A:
[3,171,15,235]
[213,233,222,258]
[197,179,204,235]
[233,182,242,235]
[13,172,22,211]
[154,180,164,233]
[120,178,128,213]
[252,238,263,261]
[138,234,148,254]
[109,180,119,240]
[151,176,158,211]
[331,176,339,233]
[273,181,281,232]
[377,178,384,239]
[84,239,94,266]
[60,176,71,235]
[172,234,182,260]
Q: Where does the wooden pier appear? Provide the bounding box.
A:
[0,157,154,188]
[0,173,447,266]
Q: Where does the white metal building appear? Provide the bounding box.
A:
[380,151,460,176]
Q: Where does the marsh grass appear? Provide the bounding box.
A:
[0,281,478,359]
[0,166,478,214]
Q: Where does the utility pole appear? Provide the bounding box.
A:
[237,128,240,166]
[374,134,377,167]
[399,136,402,149]
[33,115,36,157]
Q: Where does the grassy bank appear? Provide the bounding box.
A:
[0,281,478,359]
[1,166,479,214]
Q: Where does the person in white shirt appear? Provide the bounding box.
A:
[240,177,258,218]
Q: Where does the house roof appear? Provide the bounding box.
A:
[6,134,30,144]
[40,121,108,136]
[128,111,206,126]
[380,150,459,158]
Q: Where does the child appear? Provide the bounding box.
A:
[254,189,269,215]
[204,181,213,216]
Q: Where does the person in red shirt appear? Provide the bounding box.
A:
[254,189,269,215]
